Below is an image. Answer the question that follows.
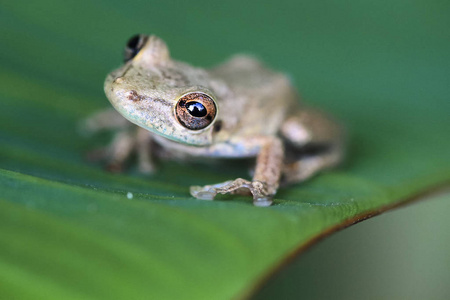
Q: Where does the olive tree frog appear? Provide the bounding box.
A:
[84,34,344,206]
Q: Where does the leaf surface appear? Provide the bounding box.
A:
[0,1,449,299]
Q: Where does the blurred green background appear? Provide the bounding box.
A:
[1,0,449,299]
[255,192,450,300]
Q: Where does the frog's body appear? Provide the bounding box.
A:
[86,34,344,206]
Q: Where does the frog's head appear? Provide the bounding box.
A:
[104,34,223,146]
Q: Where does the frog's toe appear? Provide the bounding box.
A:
[138,160,155,174]
[247,181,274,206]
[190,180,236,200]
[253,196,273,207]
[190,179,274,206]
[190,185,217,200]
[106,161,125,173]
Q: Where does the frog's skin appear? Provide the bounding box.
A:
[85,34,344,206]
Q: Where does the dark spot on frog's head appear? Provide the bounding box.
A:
[125,91,171,107]
[127,90,144,101]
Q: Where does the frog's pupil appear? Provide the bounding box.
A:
[127,35,141,50]
[187,102,207,117]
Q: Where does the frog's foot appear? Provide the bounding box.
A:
[103,130,136,173]
[86,128,155,174]
[135,127,156,174]
[190,178,273,207]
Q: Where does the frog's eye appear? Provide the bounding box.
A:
[124,34,148,62]
[176,92,217,130]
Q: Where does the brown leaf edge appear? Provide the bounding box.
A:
[238,182,450,300]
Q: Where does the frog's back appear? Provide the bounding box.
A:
[211,55,291,93]
[210,55,299,137]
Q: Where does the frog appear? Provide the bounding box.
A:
[83,34,344,207]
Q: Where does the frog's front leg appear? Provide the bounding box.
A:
[191,137,283,206]
[92,127,155,173]
[81,108,130,134]
[82,110,156,173]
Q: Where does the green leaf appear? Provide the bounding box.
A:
[1,1,449,299]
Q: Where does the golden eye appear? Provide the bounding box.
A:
[175,92,217,130]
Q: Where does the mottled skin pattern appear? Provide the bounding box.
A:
[85,35,344,206]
